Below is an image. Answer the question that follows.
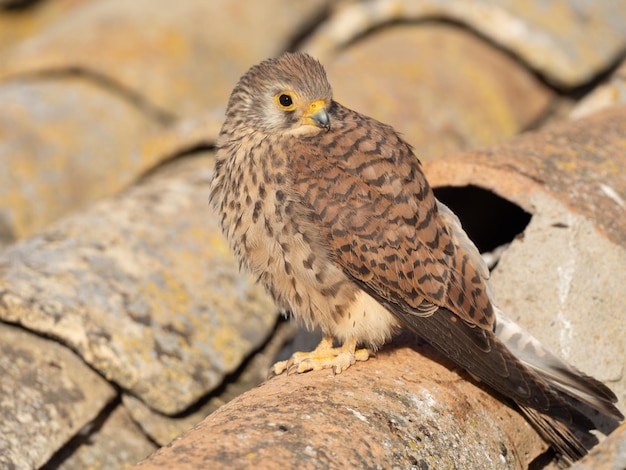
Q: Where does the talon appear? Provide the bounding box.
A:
[268,359,289,378]
[287,362,300,375]
[355,348,371,362]
[269,336,371,375]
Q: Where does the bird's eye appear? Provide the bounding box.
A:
[278,94,293,107]
[274,92,297,111]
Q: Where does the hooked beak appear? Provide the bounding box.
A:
[303,100,330,131]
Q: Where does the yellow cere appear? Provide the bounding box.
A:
[306,99,326,116]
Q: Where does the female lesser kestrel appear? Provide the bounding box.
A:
[209,52,622,461]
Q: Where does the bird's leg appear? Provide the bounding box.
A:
[271,336,371,376]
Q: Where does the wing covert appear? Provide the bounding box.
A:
[291,102,494,328]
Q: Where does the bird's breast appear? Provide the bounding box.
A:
[214,139,361,336]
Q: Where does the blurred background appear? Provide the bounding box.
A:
[1,1,625,468]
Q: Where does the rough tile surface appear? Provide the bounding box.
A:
[304,0,626,87]
[0,78,163,244]
[131,336,546,470]
[322,23,553,160]
[0,153,278,415]
[53,404,157,470]
[0,323,116,469]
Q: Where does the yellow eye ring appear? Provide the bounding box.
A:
[274,92,296,111]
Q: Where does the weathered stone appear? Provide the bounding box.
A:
[319,23,553,160]
[51,404,157,470]
[0,152,278,415]
[131,336,546,470]
[0,0,30,9]
[0,0,91,53]
[0,0,331,119]
[303,0,626,88]
[425,105,626,248]
[570,60,626,120]
[572,422,626,470]
[0,323,116,470]
[138,113,223,169]
[0,77,163,246]
[489,193,626,405]
[123,321,298,446]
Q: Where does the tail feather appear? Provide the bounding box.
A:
[494,307,623,424]
[519,406,591,463]
[402,301,622,460]
[428,199,623,459]
[383,301,605,428]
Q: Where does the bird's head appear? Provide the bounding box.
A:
[225,52,333,135]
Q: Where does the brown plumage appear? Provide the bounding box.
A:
[209,52,623,462]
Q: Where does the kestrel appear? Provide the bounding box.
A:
[209,52,623,461]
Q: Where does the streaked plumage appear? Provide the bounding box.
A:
[209,52,623,461]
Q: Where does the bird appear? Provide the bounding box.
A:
[209,51,623,462]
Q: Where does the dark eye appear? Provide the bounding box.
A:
[278,94,293,107]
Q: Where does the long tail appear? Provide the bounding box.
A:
[495,307,623,461]
[495,308,622,422]
[436,200,623,460]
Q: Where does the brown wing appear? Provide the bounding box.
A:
[293,101,495,329]
[290,103,602,458]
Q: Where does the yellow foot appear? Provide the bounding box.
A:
[271,336,370,376]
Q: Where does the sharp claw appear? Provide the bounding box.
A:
[269,339,371,376]
[268,359,289,378]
